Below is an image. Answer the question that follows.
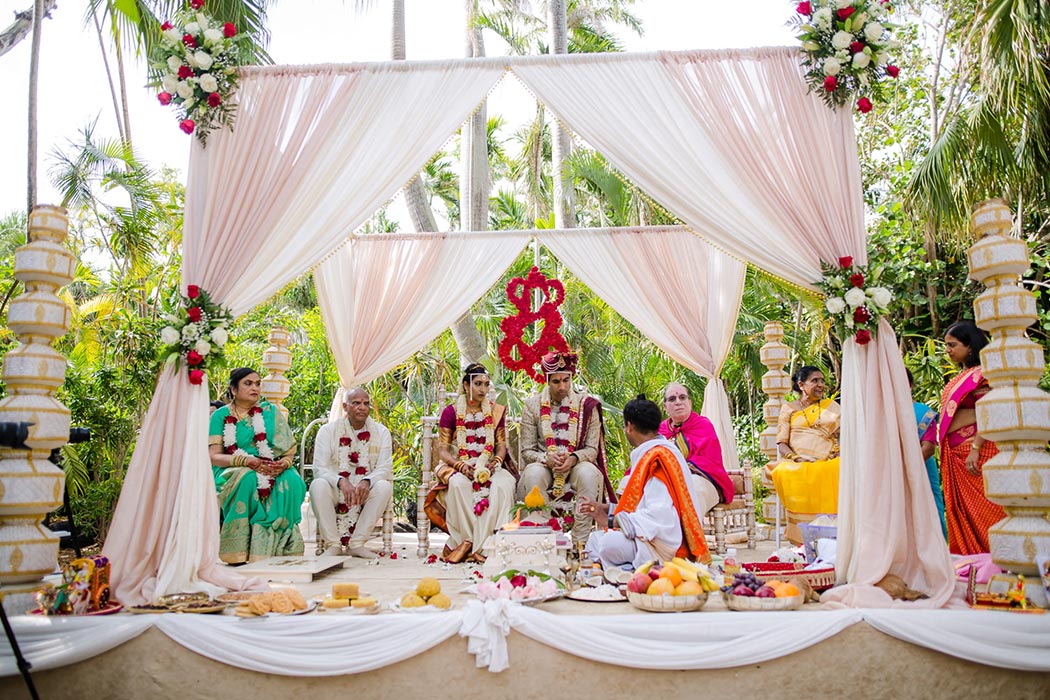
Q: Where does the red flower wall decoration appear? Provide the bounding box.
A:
[498,267,569,382]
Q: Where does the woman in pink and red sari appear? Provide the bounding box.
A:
[659,382,733,516]
[941,321,1005,555]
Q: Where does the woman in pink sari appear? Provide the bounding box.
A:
[941,321,1005,554]
[658,382,733,515]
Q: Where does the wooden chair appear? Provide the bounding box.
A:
[703,459,756,555]
[299,417,394,556]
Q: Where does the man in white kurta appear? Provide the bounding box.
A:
[310,388,393,559]
[581,396,709,570]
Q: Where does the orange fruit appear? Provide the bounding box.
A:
[765,579,784,590]
[673,581,702,597]
[646,578,675,596]
[658,566,683,587]
[774,583,800,598]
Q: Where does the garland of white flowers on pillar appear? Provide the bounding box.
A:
[819,256,894,345]
[455,395,494,517]
[159,284,234,384]
[335,427,372,544]
[222,406,275,498]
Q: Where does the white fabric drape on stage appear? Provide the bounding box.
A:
[315,232,531,389]
[1,616,155,675]
[535,226,744,471]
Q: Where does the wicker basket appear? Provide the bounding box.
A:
[721,591,804,611]
[742,562,836,591]
[626,590,709,613]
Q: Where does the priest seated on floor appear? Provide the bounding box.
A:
[516,351,613,546]
[208,367,306,564]
[580,395,711,570]
[768,366,841,543]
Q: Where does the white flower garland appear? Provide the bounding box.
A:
[334,423,375,542]
[455,394,494,517]
[223,405,274,498]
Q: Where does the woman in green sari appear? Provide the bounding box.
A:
[208,368,306,563]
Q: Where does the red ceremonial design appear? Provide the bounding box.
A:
[498,267,569,382]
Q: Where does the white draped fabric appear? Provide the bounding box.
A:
[10,607,1047,677]
[534,227,744,470]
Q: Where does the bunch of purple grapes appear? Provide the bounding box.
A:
[720,571,765,597]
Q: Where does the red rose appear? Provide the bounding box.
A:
[225,445,236,455]
[186,306,202,322]
[547,517,562,532]
[855,329,872,345]
[472,481,481,492]
[182,33,197,48]
[850,272,865,287]
[339,437,351,446]
[190,0,205,9]
[857,97,873,113]
[564,515,574,526]
[161,21,173,30]
[850,41,865,54]
[258,487,271,500]
[390,552,398,560]
[426,554,438,564]
[837,7,855,20]
[186,350,203,366]
[180,119,196,134]
[838,256,853,268]
[186,284,200,299]
[796,1,812,14]
[224,415,236,424]
[249,406,262,416]
[340,536,350,546]
[854,306,870,323]
[188,369,205,385]
[336,503,349,514]
[886,64,899,78]
[349,451,360,463]
[510,574,527,588]
[355,467,367,475]
[339,471,349,479]
[254,432,266,442]
[158,92,172,105]
[223,22,237,38]
[823,75,838,92]
[208,92,221,108]
[177,65,192,80]
[357,431,370,441]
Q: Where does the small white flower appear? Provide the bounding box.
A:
[876,50,890,66]
[835,0,854,8]
[859,73,870,86]
[167,55,182,73]
[181,323,200,341]
[199,73,219,93]
[852,52,871,69]
[176,81,194,99]
[163,28,181,45]
[823,57,843,76]
[210,327,229,347]
[162,74,178,93]
[864,22,885,43]
[184,97,195,110]
[185,22,200,35]
[204,28,223,44]
[845,287,867,309]
[195,339,212,356]
[196,12,209,27]
[825,297,846,315]
[852,12,867,31]
[869,287,893,308]
[161,327,180,346]
[814,7,832,30]
[832,30,853,50]
[802,41,820,52]
[194,50,213,70]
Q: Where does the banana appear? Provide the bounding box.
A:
[636,560,655,575]
[671,557,700,573]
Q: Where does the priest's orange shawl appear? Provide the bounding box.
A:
[614,444,710,563]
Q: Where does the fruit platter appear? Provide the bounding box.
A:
[720,571,805,611]
[624,559,719,613]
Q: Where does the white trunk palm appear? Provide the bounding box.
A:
[547,0,574,228]
[26,0,47,213]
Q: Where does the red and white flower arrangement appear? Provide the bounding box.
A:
[475,570,561,602]
[456,394,494,517]
[151,1,244,143]
[335,427,373,545]
[159,284,233,385]
[223,405,274,499]
[819,256,894,345]
[498,267,569,382]
[791,0,900,113]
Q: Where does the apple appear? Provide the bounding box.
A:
[731,584,754,597]
[755,586,776,598]
[627,573,652,594]
[648,568,662,581]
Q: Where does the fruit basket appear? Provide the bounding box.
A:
[721,591,804,611]
[626,590,708,613]
[743,562,836,591]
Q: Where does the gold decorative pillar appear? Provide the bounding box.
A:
[0,206,75,613]
[260,326,291,417]
[759,322,791,546]
[968,199,1050,575]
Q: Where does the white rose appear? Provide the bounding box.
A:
[845,287,867,309]
[869,287,893,308]
[210,327,229,347]
[852,52,871,69]
[199,73,219,93]
[176,81,194,99]
[825,297,846,315]
[184,97,195,110]
[864,22,885,44]
[167,55,182,73]
[162,28,181,45]
[823,57,843,76]
[162,74,178,93]
[836,0,853,7]
[195,339,212,356]
[185,22,200,35]
[196,12,209,27]
[194,50,213,70]
[876,51,890,66]
[832,31,853,51]
[852,13,867,31]
[204,28,223,44]
[160,327,180,346]
[814,8,832,30]
[181,323,199,341]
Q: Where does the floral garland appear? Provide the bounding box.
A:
[791,0,900,113]
[476,570,562,602]
[818,256,894,345]
[498,267,569,382]
[160,284,233,385]
[151,0,245,143]
[335,425,373,545]
[456,394,494,517]
[539,387,582,498]
[223,406,275,499]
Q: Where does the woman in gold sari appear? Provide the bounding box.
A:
[771,366,841,542]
